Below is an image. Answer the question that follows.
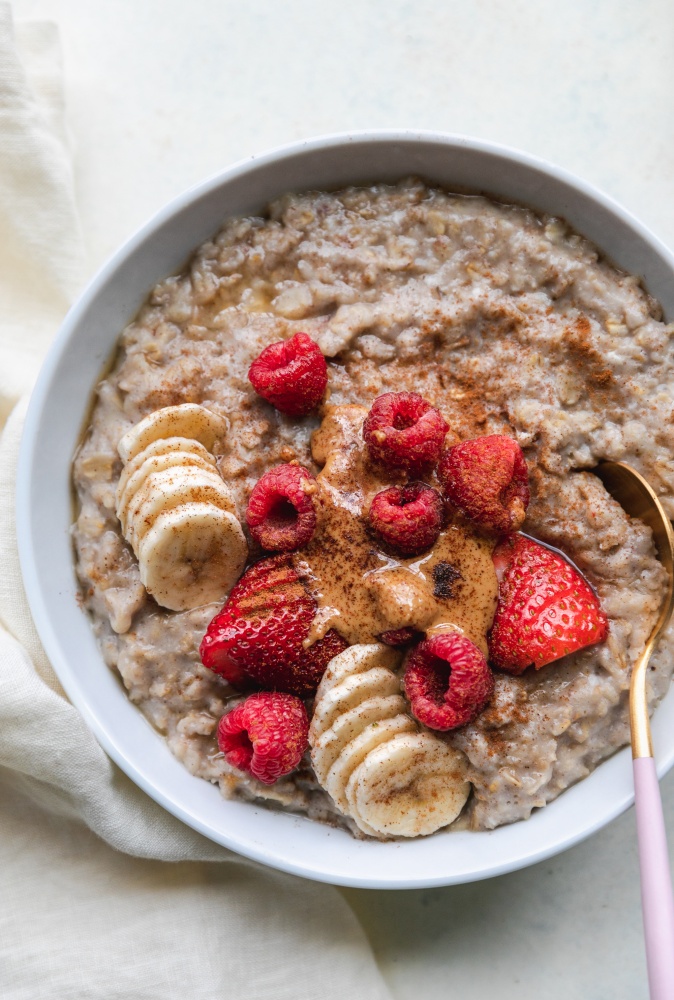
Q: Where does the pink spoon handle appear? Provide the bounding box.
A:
[633,756,674,999]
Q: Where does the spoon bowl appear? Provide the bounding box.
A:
[596,462,674,756]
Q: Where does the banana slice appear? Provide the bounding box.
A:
[116,449,219,519]
[345,733,470,838]
[344,810,380,839]
[118,404,227,463]
[310,668,400,740]
[115,410,247,612]
[313,643,402,704]
[117,436,217,501]
[123,467,236,547]
[138,502,247,611]
[309,642,471,838]
[325,714,416,813]
[312,694,408,784]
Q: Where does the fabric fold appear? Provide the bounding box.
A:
[0,5,85,419]
[0,6,390,997]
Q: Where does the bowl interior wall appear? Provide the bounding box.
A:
[18,134,674,887]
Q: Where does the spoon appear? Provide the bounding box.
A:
[596,461,674,999]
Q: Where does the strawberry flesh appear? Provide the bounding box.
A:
[200,555,347,697]
[488,534,608,674]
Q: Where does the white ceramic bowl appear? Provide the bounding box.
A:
[17,131,674,889]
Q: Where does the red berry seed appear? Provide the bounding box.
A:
[368,482,443,555]
[217,691,309,785]
[248,332,328,417]
[200,555,347,697]
[362,392,449,474]
[438,434,530,535]
[246,464,317,552]
[404,633,494,731]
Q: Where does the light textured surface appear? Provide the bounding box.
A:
[5,0,674,997]
[0,8,390,1000]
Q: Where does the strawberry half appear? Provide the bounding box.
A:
[488,534,608,674]
[199,555,348,697]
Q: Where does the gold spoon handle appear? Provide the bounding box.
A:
[593,462,674,998]
[631,642,655,760]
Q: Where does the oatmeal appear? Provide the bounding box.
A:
[72,179,674,835]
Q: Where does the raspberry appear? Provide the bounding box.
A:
[246,464,317,552]
[248,332,328,417]
[362,392,449,474]
[488,534,609,674]
[378,627,421,646]
[403,633,494,731]
[368,482,443,555]
[217,692,309,785]
[438,434,530,535]
[200,555,347,696]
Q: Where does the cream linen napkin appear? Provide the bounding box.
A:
[0,7,391,997]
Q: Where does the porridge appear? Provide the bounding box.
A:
[72,179,674,837]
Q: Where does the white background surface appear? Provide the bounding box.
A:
[10,1,674,997]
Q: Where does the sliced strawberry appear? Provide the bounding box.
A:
[488,534,608,674]
[199,555,347,697]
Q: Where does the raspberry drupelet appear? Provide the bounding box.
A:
[368,482,443,556]
[378,627,421,646]
[200,555,347,697]
[248,332,328,416]
[217,692,309,785]
[362,392,449,475]
[404,633,495,731]
[246,464,317,552]
[438,434,530,535]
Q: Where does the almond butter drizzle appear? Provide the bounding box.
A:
[292,405,499,653]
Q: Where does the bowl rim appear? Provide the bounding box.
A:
[16,128,674,888]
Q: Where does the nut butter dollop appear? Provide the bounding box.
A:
[292,405,499,652]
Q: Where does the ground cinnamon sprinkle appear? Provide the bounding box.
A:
[563,316,616,403]
[74,180,674,835]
